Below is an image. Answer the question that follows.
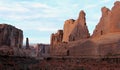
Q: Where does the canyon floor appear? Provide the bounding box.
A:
[0,55,120,70]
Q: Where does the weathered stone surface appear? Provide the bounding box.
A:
[50,10,90,55]
[68,33,120,57]
[92,7,111,37]
[92,33,120,57]
[69,22,90,41]
[50,30,63,55]
[110,1,120,32]
[69,40,97,57]
[62,19,75,42]
[92,1,120,37]
[50,30,63,47]
[63,10,90,42]
[0,24,23,48]
[77,10,86,26]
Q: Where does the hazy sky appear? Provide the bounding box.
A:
[0,0,117,44]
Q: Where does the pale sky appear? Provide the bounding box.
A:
[0,0,117,44]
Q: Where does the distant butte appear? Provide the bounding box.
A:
[50,1,120,58]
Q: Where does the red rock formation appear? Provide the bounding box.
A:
[92,7,110,37]
[0,24,23,48]
[63,10,90,42]
[92,1,120,37]
[50,30,63,47]
[50,11,89,55]
[62,19,75,42]
[69,1,120,57]
[50,1,120,57]
[110,1,120,32]
[50,30,63,55]
[69,11,90,41]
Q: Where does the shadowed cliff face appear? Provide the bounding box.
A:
[0,24,24,56]
[0,24,23,48]
[50,1,120,57]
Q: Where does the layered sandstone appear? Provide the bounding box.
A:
[0,24,23,48]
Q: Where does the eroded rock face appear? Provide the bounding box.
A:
[62,19,75,42]
[0,24,23,48]
[110,1,120,32]
[92,1,120,37]
[50,30,63,54]
[50,30,63,47]
[63,11,90,42]
[92,7,111,37]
